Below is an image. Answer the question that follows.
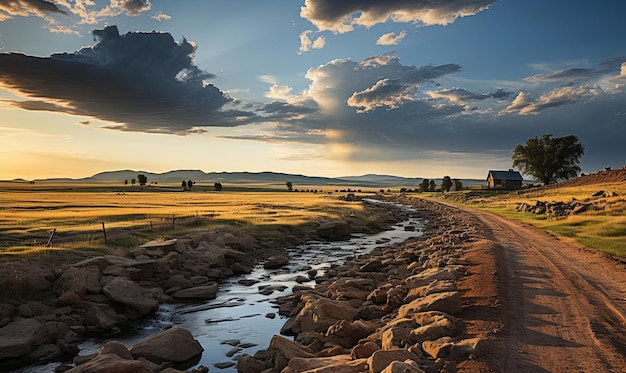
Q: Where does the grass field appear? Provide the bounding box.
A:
[424,181,626,257]
[0,181,377,261]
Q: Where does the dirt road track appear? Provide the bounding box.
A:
[461,206,626,372]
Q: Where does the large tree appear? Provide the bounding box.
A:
[441,176,452,192]
[512,134,584,185]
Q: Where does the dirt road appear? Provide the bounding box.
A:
[463,206,626,372]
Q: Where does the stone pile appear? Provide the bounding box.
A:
[238,198,493,373]
[0,227,259,371]
[515,200,593,218]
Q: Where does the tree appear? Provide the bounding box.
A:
[418,179,430,193]
[131,178,136,186]
[453,179,463,191]
[429,180,436,192]
[512,134,584,185]
[214,182,222,191]
[441,176,452,192]
[187,180,194,190]
[181,180,187,190]
[286,181,293,191]
[137,174,147,186]
[124,180,128,185]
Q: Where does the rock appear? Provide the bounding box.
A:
[172,283,219,300]
[368,349,422,373]
[421,336,453,358]
[98,341,133,360]
[58,291,82,306]
[267,335,315,371]
[23,343,63,363]
[58,266,101,297]
[1,262,55,294]
[316,221,351,241]
[80,301,119,331]
[381,360,426,373]
[102,277,162,317]
[237,353,270,373]
[410,311,459,343]
[281,355,354,373]
[264,255,289,269]
[381,326,413,350]
[325,319,377,348]
[0,318,45,359]
[405,268,460,288]
[139,239,178,251]
[404,280,456,302]
[165,275,192,289]
[285,294,359,334]
[130,328,204,365]
[398,291,463,317]
[230,262,252,274]
[65,353,151,373]
[350,341,380,359]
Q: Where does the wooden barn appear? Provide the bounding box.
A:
[487,169,524,189]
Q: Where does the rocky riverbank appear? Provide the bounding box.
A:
[237,196,501,373]
[0,197,409,372]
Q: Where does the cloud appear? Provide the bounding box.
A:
[376,30,407,45]
[0,0,66,20]
[113,0,151,16]
[298,30,326,54]
[151,11,171,21]
[0,26,257,134]
[300,0,498,33]
[502,85,601,115]
[428,88,513,105]
[347,78,414,112]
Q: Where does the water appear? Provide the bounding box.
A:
[19,200,424,372]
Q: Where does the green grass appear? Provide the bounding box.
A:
[424,184,626,257]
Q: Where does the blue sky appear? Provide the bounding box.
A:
[0,0,624,180]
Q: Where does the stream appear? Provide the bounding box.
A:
[25,200,424,372]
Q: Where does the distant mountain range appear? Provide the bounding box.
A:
[27,170,487,188]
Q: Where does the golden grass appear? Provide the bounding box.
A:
[0,182,371,260]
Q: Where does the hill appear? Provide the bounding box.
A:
[558,168,626,187]
[29,170,486,188]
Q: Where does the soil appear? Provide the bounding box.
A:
[439,200,626,372]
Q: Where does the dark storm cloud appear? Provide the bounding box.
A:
[0,0,66,19]
[300,0,499,32]
[0,26,257,134]
[429,88,513,104]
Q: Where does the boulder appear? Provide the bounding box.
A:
[381,326,413,350]
[404,280,456,302]
[65,353,151,373]
[316,221,351,241]
[367,349,422,373]
[130,328,203,365]
[350,341,381,359]
[58,266,101,297]
[264,255,289,269]
[172,283,219,300]
[405,268,460,288]
[98,341,133,360]
[267,335,315,371]
[285,294,359,334]
[381,360,426,373]
[398,291,463,317]
[325,319,377,348]
[282,355,367,373]
[0,318,45,359]
[421,336,453,358]
[102,277,162,317]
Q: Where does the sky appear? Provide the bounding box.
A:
[0,0,625,180]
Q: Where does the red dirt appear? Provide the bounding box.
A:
[449,203,626,372]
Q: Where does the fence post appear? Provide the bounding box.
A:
[172,214,175,228]
[101,222,107,242]
[46,228,56,247]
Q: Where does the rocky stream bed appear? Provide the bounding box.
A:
[1,196,493,373]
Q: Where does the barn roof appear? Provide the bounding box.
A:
[487,170,523,181]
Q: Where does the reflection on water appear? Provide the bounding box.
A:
[20,200,423,373]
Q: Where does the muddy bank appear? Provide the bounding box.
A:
[0,197,410,372]
[238,196,501,373]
